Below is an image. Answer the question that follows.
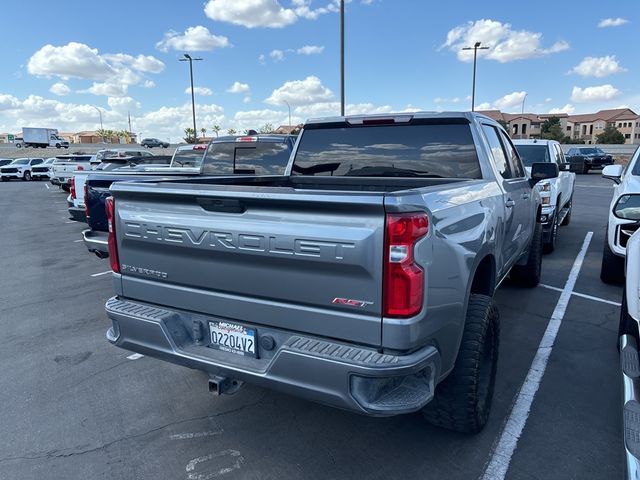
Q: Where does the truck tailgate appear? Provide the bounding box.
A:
[113,183,387,346]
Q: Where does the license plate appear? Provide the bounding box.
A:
[209,321,256,357]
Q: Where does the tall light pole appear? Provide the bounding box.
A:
[340,0,345,116]
[462,42,489,112]
[521,92,528,114]
[283,100,291,127]
[179,53,202,141]
[92,106,104,143]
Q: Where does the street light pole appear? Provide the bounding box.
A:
[92,105,104,142]
[462,42,489,112]
[340,0,345,116]
[521,93,528,114]
[179,53,203,141]
[283,100,292,127]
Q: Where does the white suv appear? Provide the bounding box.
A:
[601,149,640,283]
[0,157,44,181]
[514,139,576,252]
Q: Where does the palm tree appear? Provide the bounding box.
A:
[227,128,237,135]
[200,127,207,138]
[212,125,221,138]
[183,127,197,144]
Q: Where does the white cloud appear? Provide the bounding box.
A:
[204,0,298,28]
[85,82,129,97]
[293,102,394,118]
[243,96,251,103]
[107,96,142,114]
[598,18,628,28]
[155,26,230,52]
[258,54,266,65]
[27,42,164,96]
[142,80,155,88]
[548,104,575,115]
[476,91,527,111]
[265,76,334,106]
[227,81,250,94]
[434,96,465,104]
[442,19,569,63]
[269,49,285,61]
[569,56,626,78]
[570,84,620,102]
[50,82,71,96]
[0,94,21,111]
[185,86,213,96]
[28,42,116,80]
[296,45,324,55]
[233,108,290,130]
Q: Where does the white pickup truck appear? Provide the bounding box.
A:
[514,139,575,252]
[50,154,96,191]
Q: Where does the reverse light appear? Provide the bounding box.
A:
[383,212,429,318]
[105,197,120,273]
[70,177,76,200]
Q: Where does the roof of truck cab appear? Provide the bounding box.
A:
[209,134,295,143]
[304,111,486,126]
[513,139,558,145]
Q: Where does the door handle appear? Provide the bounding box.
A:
[506,199,515,208]
[522,193,530,199]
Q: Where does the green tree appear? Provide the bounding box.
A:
[259,123,275,134]
[200,128,207,138]
[183,127,197,144]
[212,125,221,137]
[596,124,625,144]
[227,128,237,135]
[541,117,565,142]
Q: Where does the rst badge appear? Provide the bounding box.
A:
[332,297,374,308]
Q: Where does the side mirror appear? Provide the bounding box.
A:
[602,164,623,184]
[530,162,558,187]
[614,194,640,221]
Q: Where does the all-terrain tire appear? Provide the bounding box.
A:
[600,239,624,284]
[422,294,499,434]
[510,222,543,287]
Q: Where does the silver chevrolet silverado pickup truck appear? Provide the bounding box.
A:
[104,112,556,433]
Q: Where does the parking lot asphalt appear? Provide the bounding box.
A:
[0,174,623,480]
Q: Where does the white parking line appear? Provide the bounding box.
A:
[73,239,83,243]
[539,283,621,307]
[480,231,593,480]
[44,184,50,190]
[65,221,75,224]
[126,353,144,360]
[90,270,112,277]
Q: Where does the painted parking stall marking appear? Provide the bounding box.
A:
[539,283,621,307]
[90,270,112,277]
[480,232,593,480]
[126,353,144,360]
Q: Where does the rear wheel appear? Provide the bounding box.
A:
[600,239,624,284]
[510,222,543,287]
[23,171,31,181]
[422,294,499,433]
[580,162,589,174]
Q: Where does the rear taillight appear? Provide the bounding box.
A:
[84,184,89,218]
[383,212,429,318]
[105,197,120,273]
[77,165,84,171]
[70,177,76,200]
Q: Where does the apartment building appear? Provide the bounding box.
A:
[478,108,639,144]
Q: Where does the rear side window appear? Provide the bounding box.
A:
[498,132,525,178]
[202,141,291,175]
[292,124,480,178]
[481,125,511,179]
[172,148,207,168]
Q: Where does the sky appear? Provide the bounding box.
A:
[0,0,637,141]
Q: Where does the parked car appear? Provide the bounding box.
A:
[566,146,614,174]
[514,139,576,252]
[0,159,13,167]
[50,154,95,191]
[103,112,555,433]
[141,138,170,148]
[31,157,57,180]
[97,148,156,160]
[68,155,173,222]
[618,228,640,478]
[600,149,640,283]
[0,157,44,181]
[82,135,295,257]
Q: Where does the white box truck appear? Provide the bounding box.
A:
[18,128,69,149]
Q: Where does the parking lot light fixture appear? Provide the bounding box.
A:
[461,42,489,112]
[179,53,203,141]
[92,106,104,142]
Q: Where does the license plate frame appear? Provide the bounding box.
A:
[208,321,257,357]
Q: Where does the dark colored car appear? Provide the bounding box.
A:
[566,147,614,174]
[141,138,170,148]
